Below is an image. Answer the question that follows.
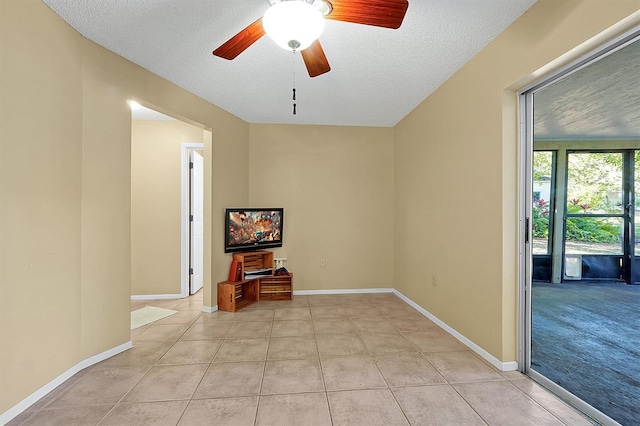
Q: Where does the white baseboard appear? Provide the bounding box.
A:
[131,294,184,300]
[0,341,132,425]
[201,305,218,313]
[295,288,516,371]
[393,290,518,372]
[293,288,394,295]
[500,360,519,371]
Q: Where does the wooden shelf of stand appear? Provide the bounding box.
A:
[217,278,258,312]
[233,251,274,278]
[258,273,293,301]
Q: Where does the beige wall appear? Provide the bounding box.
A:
[0,0,248,414]
[80,49,134,358]
[1,0,83,410]
[248,124,395,291]
[394,0,639,362]
[131,120,205,296]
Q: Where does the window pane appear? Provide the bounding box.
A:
[533,151,553,255]
[565,217,623,255]
[566,152,623,214]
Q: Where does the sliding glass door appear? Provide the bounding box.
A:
[522,33,640,425]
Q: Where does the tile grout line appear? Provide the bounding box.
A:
[438,369,490,426]
[175,315,235,425]
[106,305,207,425]
[502,380,581,426]
[253,326,273,426]
[314,328,334,426]
[103,300,210,425]
[367,341,414,426]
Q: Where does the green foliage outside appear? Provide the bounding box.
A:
[565,199,621,243]
[532,199,549,238]
[533,151,553,181]
[566,153,624,213]
[532,151,640,244]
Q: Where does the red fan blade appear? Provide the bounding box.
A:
[213,18,265,60]
[301,40,331,78]
[325,0,409,29]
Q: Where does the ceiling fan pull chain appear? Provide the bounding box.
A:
[292,50,297,115]
[292,88,297,115]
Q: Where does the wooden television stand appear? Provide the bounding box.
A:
[217,251,293,312]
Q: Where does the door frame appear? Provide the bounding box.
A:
[181,142,204,298]
[190,150,205,294]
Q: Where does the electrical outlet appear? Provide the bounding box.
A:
[320,258,326,267]
[431,274,438,286]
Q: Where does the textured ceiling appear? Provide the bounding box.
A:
[42,0,537,127]
[534,39,640,141]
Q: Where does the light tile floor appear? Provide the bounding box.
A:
[9,292,593,425]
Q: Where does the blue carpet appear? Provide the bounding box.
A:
[531,281,640,425]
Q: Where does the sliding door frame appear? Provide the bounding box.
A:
[517,26,640,425]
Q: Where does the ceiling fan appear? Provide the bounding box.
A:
[212,0,409,78]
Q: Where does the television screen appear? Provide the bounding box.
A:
[225,208,284,253]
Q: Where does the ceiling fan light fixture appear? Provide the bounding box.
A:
[263,1,325,51]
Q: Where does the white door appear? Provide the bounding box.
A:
[190,150,204,294]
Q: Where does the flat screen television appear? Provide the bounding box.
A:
[224,208,284,253]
